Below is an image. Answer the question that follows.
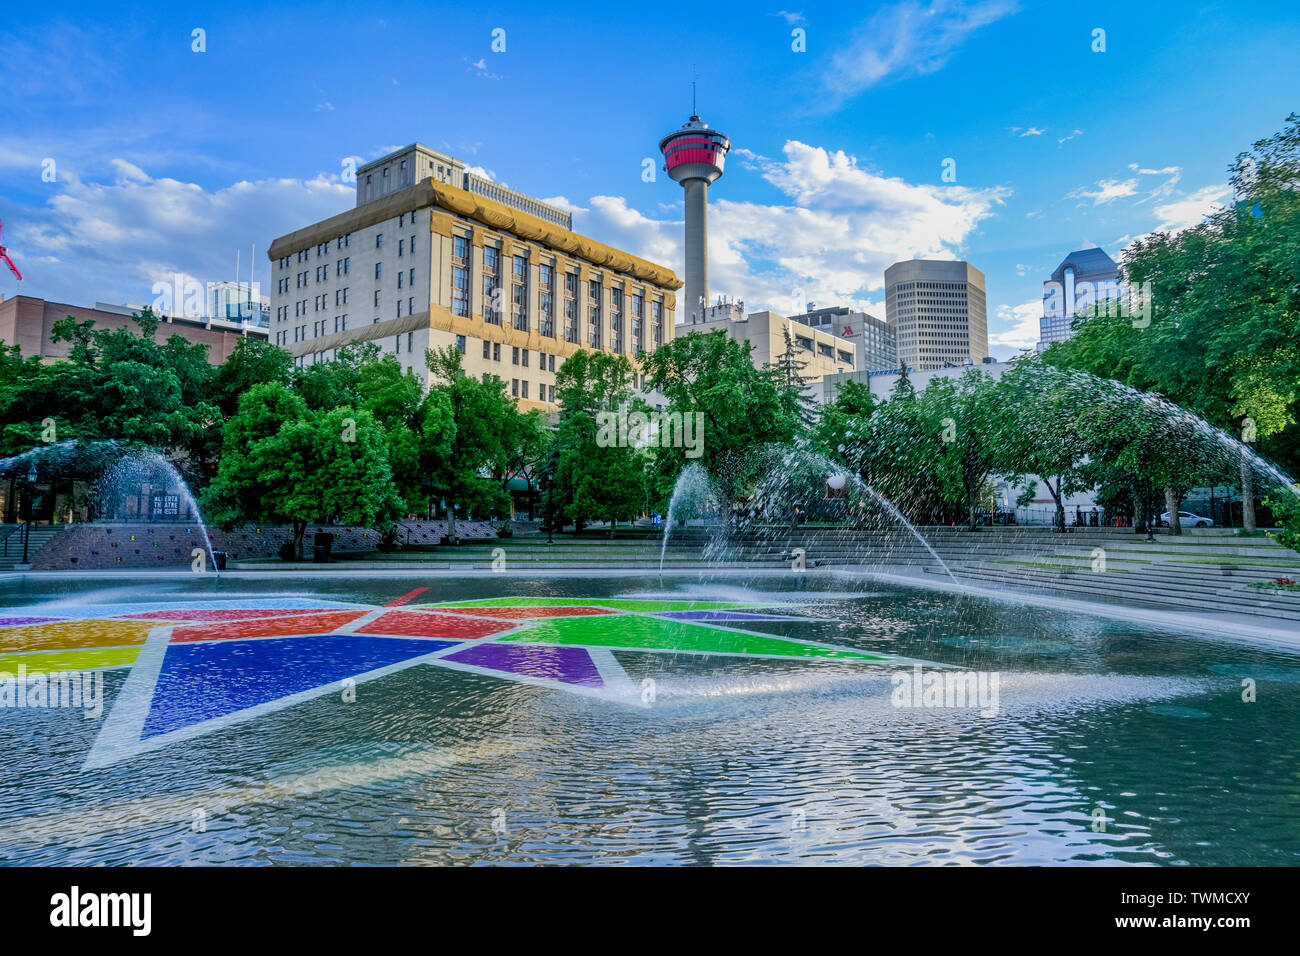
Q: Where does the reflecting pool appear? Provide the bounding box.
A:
[1,574,1297,865]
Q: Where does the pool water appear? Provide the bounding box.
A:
[0,573,1297,865]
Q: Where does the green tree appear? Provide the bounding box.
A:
[996,362,1094,531]
[549,349,643,534]
[424,345,511,541]
[919,369,1013,530]
[640,330,800,505]
[1045,113,1300,530]
[210,337,295,418]
[203,383,402,559]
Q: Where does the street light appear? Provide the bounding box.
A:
[545,459,555,545]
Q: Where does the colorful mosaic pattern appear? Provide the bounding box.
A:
[0,594,903,769]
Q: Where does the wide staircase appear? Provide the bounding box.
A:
[338,524,1300,624]
[926,529,1300,623]
[0,524,64,570]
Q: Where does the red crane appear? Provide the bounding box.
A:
[0,219,21,281]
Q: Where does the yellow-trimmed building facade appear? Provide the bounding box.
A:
[267,144,680,412]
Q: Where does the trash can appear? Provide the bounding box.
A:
[212,550,228,571]
[312,533,333,564]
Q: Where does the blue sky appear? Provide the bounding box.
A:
[2,0,1298,355]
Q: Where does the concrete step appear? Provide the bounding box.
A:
[0,526,64,570]
[944,564,1300,622]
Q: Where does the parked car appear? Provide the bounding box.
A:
[1159,510,1214,528]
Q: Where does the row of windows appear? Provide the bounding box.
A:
[277,217,425,275]
[478,340,560,373]
[892,281,969,292]
[279,233,356,269]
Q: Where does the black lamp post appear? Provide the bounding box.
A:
[545,461,555,546]
[21,462,36,565]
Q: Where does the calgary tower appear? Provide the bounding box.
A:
[659,102,730,323]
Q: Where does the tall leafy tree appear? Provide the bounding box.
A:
[640,330,800,504]
[919,369,1014,530]
[203,383,402,559]
[424,345,511,540]
[995,362,1095,531]
[549,349,642,533]
[1045,113,1300,531]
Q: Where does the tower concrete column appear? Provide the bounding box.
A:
[683,178,708,322]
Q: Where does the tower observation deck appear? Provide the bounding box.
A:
[659,114,730,324]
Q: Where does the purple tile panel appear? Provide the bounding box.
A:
[654,610,793,621]
[444,642,604,687]
[0,617,63,627]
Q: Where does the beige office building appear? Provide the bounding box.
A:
[884,259,988,371]
[681,302,857,381]
[268,144,680,412]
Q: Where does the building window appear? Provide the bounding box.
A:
[611,287,624,354]
[452,266,469,317]
[632,293,644,353]
[588,279,602,349]
[540,291,554,338]
[564,297,577,344]
[375,262,382,279]
[453,235,468,261]
[512,259,528,331]
[484,275,500,324]
[455,334,466,354]
[652,299,663,347]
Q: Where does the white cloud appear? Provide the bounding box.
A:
[989,298,1041,351]
[463,165,500,184]
[570,139,1008,316]
[1018,127,1045,137]
[464,57,502,81]
[1071,177,1139,205]
[1057,129,1083,145]
[772,10,807,25]
[7,162,352,308]
[822,0,1020,103]
[1153,184,1230,233]
[6,138,1007,333]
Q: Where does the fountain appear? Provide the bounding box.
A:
[658,443,958,581]
[659,462,724,572]
[0,440,219,571]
